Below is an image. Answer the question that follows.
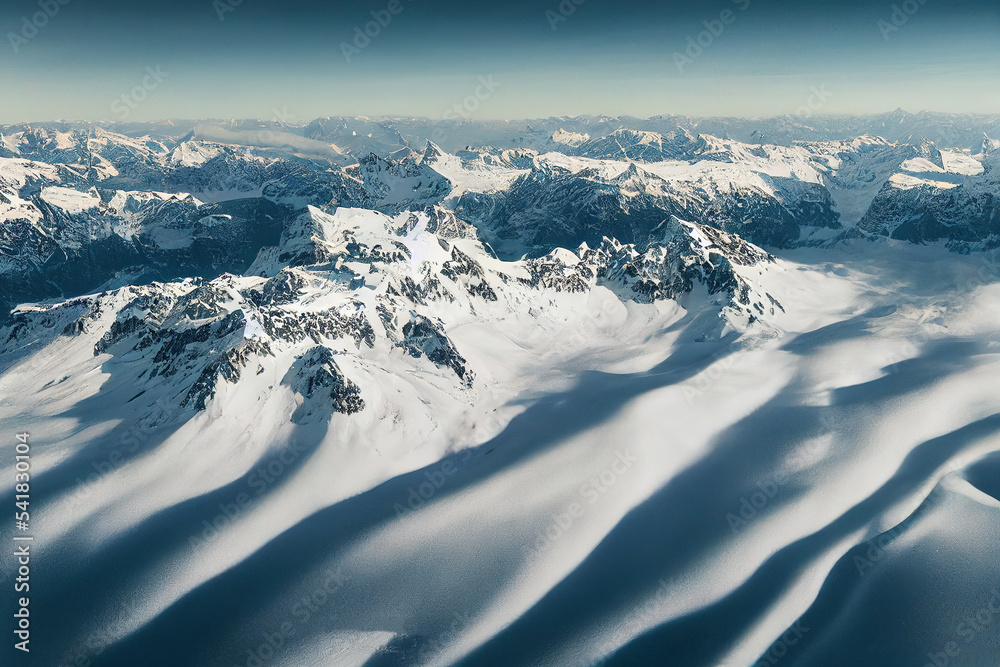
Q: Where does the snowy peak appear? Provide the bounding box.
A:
[393,205,479,241]
[657,216,775,267]
[520,213,782,327]
[916,136,945,169]
[549,128,590,148]
[2,198,787,431]
[248,206,403,276]
[851,132,1000,249]
[421,140,446,164]
[980,134,1000,173]
[0,125,88,162]
[344,152,453,211]
[576,127,706,162]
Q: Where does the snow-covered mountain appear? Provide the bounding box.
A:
[2,117,1000,667]
[856,136,1000,249]
[4,119,998,319]
[3,205,784,429]
[11,109,998,155]
[434,145,840,255]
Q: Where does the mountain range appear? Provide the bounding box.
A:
[1,113,999,667]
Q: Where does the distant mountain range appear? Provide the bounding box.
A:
[2,115,997,322]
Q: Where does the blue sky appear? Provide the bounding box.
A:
[0,0,997,123]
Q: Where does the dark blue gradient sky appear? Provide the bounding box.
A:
[1,0,997,122]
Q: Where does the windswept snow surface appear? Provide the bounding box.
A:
[1,237,999,667]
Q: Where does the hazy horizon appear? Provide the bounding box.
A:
[5,108,1000,128]
[1,0,998,124]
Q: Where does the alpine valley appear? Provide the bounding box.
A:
[1,112,999,667]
